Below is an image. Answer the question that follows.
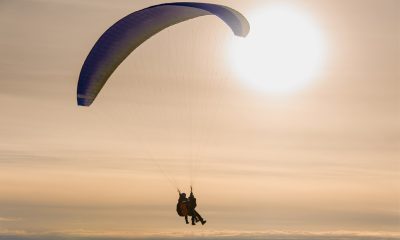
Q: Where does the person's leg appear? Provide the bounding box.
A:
[191,215,196,225]
[194,210,206,225]
[185,215,189,224]
[189,209,196,225]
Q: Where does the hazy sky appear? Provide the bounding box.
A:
[0,0,399,239]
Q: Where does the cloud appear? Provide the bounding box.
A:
[0,230,399,240]
[0,217,20,222]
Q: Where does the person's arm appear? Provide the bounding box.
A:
[190,186,194,198]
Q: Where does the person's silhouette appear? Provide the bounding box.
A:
[188,187,206,225]
[176,192,189,224]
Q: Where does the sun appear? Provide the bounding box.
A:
[229,4,326,95]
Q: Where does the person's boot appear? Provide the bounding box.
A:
[201,220,206,225]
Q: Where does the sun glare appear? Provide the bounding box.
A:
[229,5,326,95]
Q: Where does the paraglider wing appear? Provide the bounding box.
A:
[77,2,250,106]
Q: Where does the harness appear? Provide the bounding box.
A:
[177,201,189,216]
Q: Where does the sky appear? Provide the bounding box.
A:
[0,0,399,239]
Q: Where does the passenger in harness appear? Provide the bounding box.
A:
[176,192,189,224]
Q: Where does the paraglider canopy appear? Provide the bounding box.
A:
[77,2,250,106]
